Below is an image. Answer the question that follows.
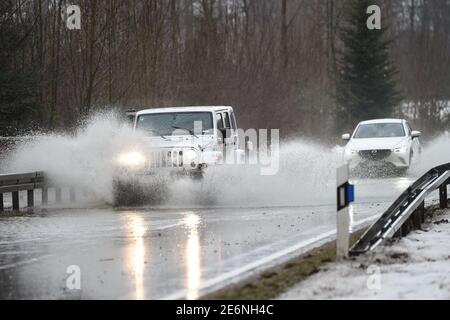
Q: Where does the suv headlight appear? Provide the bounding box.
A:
[117,151,146,167]
[184,149,198,162]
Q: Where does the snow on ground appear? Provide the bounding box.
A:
[279,207,450,300]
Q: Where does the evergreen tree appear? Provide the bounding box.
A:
[336,0,401,131]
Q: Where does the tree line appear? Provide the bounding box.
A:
[0,0,449,140]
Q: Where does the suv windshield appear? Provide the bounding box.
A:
[136,112,213,136]
[354,123,405,139]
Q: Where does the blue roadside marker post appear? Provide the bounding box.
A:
[336,164,355,260]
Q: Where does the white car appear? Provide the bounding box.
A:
[342,119,421,172]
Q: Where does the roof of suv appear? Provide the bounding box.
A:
[359,118,404,125]
[136,106,233,115]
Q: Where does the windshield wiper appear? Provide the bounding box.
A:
[148,129,167,139]
[171,126,199,138]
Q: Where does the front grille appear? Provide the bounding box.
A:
[358,149,391,161]
[148,149,184,168]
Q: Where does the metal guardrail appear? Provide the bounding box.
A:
[0,172,46,211]
[0,172,45,193]
[350,163,450,255]
[0,171,76,211]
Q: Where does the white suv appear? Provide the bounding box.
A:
[117,106,246,171]
[342,119,421,172]
[114,106,246,204]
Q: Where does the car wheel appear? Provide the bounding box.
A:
[397,167,408,176]
[397,152,413,176]
[112,176,144,206]
[190,170,204,180]
[113,175,169,206]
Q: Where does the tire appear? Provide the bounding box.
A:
[113,175,169,206]
[396,153,412,176]
[192,169,219,206]
[113,177,142,206]
[190,170,204,180]
[397,167,409,176]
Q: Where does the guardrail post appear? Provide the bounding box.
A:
[0,193,3,211]
[42,187,48,205]
[412,206,422,229]
[336,164,354,260]
[439,184,448,209]
[27,189,34,207]
[55,188,62,203]
[12,191,19,210]
[418,201,426,224]
[401,222,410,237]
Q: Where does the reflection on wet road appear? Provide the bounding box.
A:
[0,177,416,299]
[128,215,146,300]
[184,213,201,300]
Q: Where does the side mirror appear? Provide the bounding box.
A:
[342,133,351,141]
[126,109,137,124]
[411,130,421,139]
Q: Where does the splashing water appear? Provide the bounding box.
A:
[412,132,450,175]
[168,140,343,207]
[3,112,344,207]
[4,111,448,208]
[4,112,145,204]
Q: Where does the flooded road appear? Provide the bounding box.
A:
[0,177,415,299]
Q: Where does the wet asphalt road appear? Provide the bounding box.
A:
[0,177,415,299]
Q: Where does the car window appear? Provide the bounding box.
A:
[136,112,213,136]
[216,113,224,130]
[405,122,412,136]
[230,112,237,129]
[223,112,231,129]
[354,123,405,139]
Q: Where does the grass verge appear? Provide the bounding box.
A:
[0,209,38,217]
[202,230,366,300]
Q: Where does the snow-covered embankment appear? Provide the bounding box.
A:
[279,203,450,299]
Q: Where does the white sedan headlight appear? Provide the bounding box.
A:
[394,146,409,153]
[117,151,146,168]
[344,148,358,164]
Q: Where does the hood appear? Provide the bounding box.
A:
[139,135,217,150]
[347,137,408,150]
